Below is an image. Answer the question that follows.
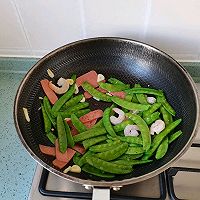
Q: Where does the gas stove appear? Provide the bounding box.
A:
[28,84,200,200]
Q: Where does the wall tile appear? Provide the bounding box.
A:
[145,0,200,60]
[0,0,29,50]
[83,0,147,41]
[15,0,82,55]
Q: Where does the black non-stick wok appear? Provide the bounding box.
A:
[14,37,199,199]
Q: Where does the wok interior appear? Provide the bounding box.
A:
[16,38,197,182]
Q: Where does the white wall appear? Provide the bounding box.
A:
[0,0,200,60]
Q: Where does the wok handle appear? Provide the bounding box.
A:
[92,187,110,200]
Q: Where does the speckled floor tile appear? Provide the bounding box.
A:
[0,69,37,199]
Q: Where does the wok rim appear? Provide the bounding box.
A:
[14,37,200,187]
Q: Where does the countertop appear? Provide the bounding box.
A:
[0,57,199,200]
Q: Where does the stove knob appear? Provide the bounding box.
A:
[112,186,122,191]
[84,185,92,190]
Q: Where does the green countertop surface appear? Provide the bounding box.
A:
[0,57,199,200]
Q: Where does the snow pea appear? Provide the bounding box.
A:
[57,114,67,153]
[134,84,149,104]
[103,107,116,137]
[96,142,128,161]
[125,87,164,96]
[144,111,160,125]
[73,152,81,165]
[99,82,130,92]
[83,135,107,149]
[117,136,143,145]
[46,132,57,144]
[155,137,168,159]
[123,93,133,112]
[169,130,183,144]
[143,103,162,118]
[111,96,150,112]
[71,113,87,133]
[78,151,94,167]
[43,96,56,127]
[63,94,84,110]
[132,93,139,103]
[64,121,75,148]
[52,84,75,115]
[125,146,144,154]
[113,120,133,132]
[108,77,126,85]
[82,82,112,102]
[112,159,153,166]
[86,157,133,174]
[75,109,91,118]
[142,119,182,160]
[73,127,107,142]
[41,104,51,133]
[160,106,173,125]
[89,140,121,152]
[157,96,176,116]
[82,164,115,178]
[91,118,103,129]
[118,153,143,160]
[126,113,151,151]
[60,102,89,118]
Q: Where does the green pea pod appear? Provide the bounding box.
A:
[83,135,107,149]
[73,152,81,165]
[78,151,94,167]
[132,93,139,103]
[117,136,143,145]
[123,93,133,112]
[46,132,57,144]
[64,121,75,148]
[125,146,144,154]
[126,113,151,151]
[106,139,113,143]
[41,104,51,133]
[60,102,89,118]
[169,130,183,144]
[71,113,87,133]
[82,82,112,102]
[142,119,182,160]
[57,114,67,153]
[82,164,115,178]
[99,82,130,92]
[112,159,153,166]
[75,109,91,118]
[43,96,56,127]
[125,87,164,96]
[96,143,128,161]
[129,143,143,147]
[113,120,133,132]
[160,106,173,125]
[111,96,150,112]
[118,153,143,160]
[103,107,116,137]
[155,137,168,160]
[73,127,107,143]
[86,157,133,174]
[143,103,162,118]
[157,96,176,116]
[91,118,103,129]
[134,84,149,104]
[89,140,121,152]
[52,84,75,115]
[144,111,160,125]
[108,77,126,85]
[63,94,84,110]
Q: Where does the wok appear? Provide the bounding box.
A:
[14,37,199,199]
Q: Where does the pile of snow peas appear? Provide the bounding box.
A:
[40,72,183,178]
